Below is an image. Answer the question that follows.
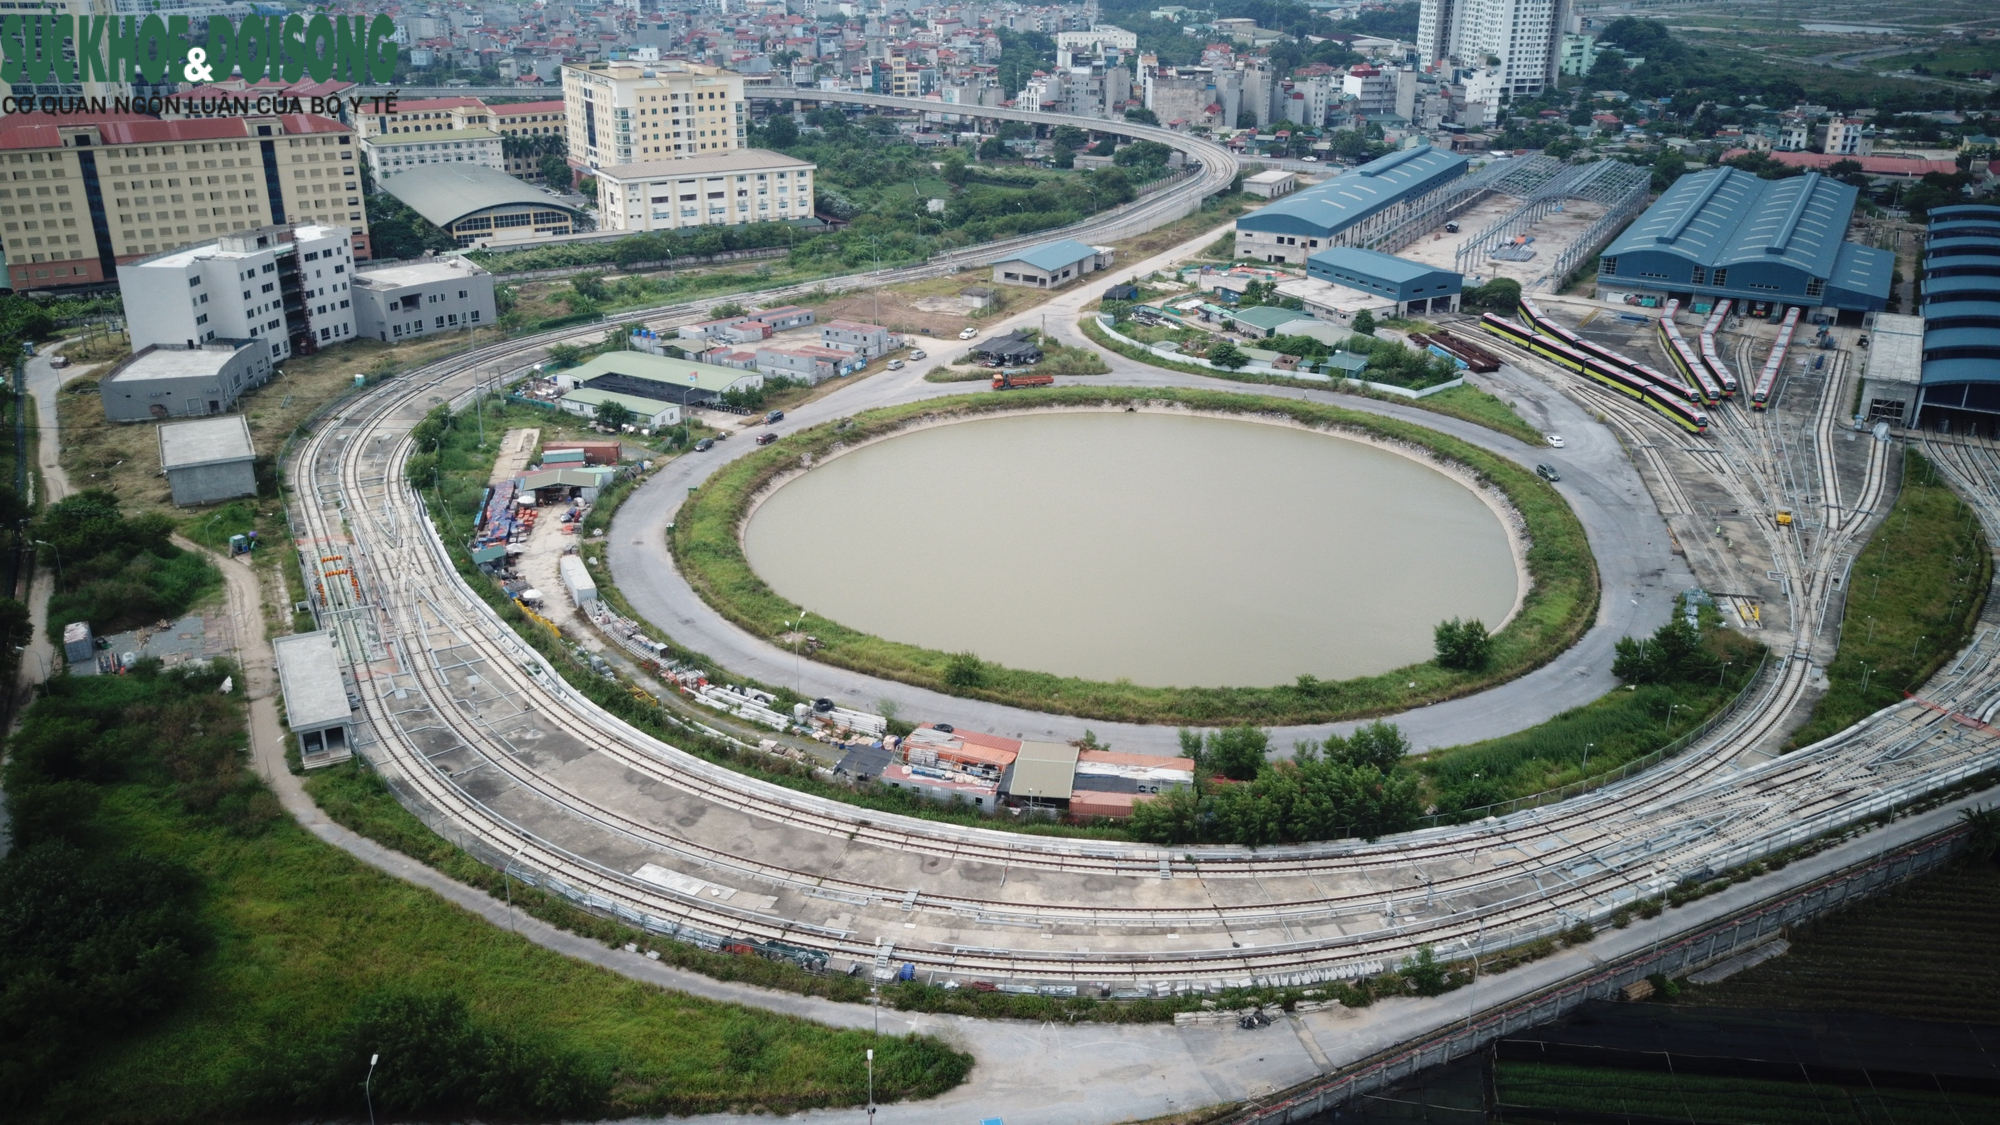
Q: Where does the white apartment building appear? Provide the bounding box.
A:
[563,61,746,172]
[124,223,358,360]
[594,150,816,233]
[360,130,506,182]
[1055,25,1137,67]
[1343,65,1397,116]
[1418,0,1568,98]
[1825,118,1872,157]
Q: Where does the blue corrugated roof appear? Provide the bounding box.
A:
[1235,145,1468,238]
[1920,211,2000,389]
[1830,243,1894,296]
[1001,239,1102,273]
[1602,168,1861,275]
[1306,244,1452,283]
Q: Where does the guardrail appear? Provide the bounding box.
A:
[1220,818,1972,1124]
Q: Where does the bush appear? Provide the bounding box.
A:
[1435,617,1494,670]
[1206,339,1249,369]
[942,651,985,689]
[37,491,220,643]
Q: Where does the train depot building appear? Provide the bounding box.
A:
[1232,146,1468,264]
[1594,168,1893,322]
[1912,204,2000,433]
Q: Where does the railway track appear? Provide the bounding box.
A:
[276,287,2000,990]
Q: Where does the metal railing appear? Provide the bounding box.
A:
[1417,650,1775,828]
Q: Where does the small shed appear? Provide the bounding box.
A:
[1242,168,1299,198]
[974,330,1044,366]
[990,238,1114,289]
[158,414,257,507]
[960,286,998,309]
[1861,312,1924,427]
[272,631,353,768]
[559,554,598,606]
[62,621,95,675]
[1004,740,1080,805]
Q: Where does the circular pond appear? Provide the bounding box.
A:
[741,411,1521,688]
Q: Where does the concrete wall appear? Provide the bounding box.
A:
[167,457,257,506]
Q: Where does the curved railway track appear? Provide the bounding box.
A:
[283,281,2000,990]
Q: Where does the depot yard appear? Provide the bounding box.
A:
[1398,192,1609,293]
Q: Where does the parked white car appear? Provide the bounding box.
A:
[1547,434,1565,448]
[959,327,978,340]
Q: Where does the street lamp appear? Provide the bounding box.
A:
[364,1053,380,1125]
[1582,742,1594,770]
[866,1047,875,1124]
[32,539,59,587]
[14,644,46,680]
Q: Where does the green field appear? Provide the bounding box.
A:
[0,664,969,1123]
[1496,1060,2000,1125]
[1680,858,2000,1023]
[673,387,1596,726]
[1788,450,1990,749]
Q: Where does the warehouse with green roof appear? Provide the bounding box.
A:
[1594,168,1892,318]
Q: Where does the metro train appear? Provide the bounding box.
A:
[1751,307,1803,411]
[1658,300,1726,404]
[1517,297,1701,404]
[1480,313,1710,434]
[1699,300,1739,398]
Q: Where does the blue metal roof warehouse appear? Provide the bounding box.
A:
[1595,167,1892,314]
[1306,246,1463,313]
[1234,146,1468,263]
[1915,204,2000,431]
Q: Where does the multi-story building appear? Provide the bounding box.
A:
[0,113,369,292]
[1557,32,1598,76]
[563,61,745,173]
[593,150,814,233]
[1824,117,1872,157]
[489,100,569,176]
[1343,64,1397,117]
[1417,0,1568,98]
[0,0,146,107]
[1055,25,1137,68]
[352,97,492,140]
[350,257,497,343]
[1778,111,1813,152]
[360,129,506,182]
[123,223,358,360]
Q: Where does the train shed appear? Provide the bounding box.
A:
[1595,168,1892,319]
[1914,203,2000,432]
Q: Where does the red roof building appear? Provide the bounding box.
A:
[1722,148,1959,178]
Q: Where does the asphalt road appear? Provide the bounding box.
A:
[606,234,1693,755]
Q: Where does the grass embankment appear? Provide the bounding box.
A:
[674,387,1595,726]
[1788,450,1990,749]
[1417,622,1766,816]
[0,663,970,1123]
[1078,316,1544,446]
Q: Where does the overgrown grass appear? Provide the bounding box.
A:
[1417,624,1766,816]
[673,386,1596,725]
[1079,317,1544,445]
[0,663,971,1123]
[1789,450,1990,749]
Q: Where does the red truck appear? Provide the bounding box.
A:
[992,372,1055,390]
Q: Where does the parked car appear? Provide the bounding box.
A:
[1535,464,1560,482]
[959,327,978,340]
[756,432,778,445]
[765,409,784,423]
[887,359,905,370]
[694,437,715,452]
[910,348,927,360]
[1546,434,1565,448]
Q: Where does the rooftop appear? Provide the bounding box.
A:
[365,128,503,148]
[271,631,350,731]
[1602,168,1862,276]
[1236,145,1469,237]
[134,222,349,269]
[158,413,255,469]
[0,111,349,151]
[1006,740,1079,801]
[353,258,491,289]
[490,100,568,115]
[379,164,583,229]
[558,387,681,417]
[596,148,815,180]
[1222,305,1313,330]
[1866,313,1925,386]
[105,342,254,385]
[1308,244,1456,283]
[995,238,1105,273]
[563,351,756,394]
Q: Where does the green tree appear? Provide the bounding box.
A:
[1402,946,1450,996]
[1127,784,1204,844]
[1464,278,1522,313]
[544,343,585,369]
[1202,725,1270,781]
[942,651,985,689]
[1433,617,1493,671]
[760,114,800,148]
[1961,806,2000,864]
[578,176,598,203]
[1611,614,1716,685]
[1051,125,1090,151]
[710,301,749,319]
[594,400,636,430]
[1123,107,1159,126]
[538,153,572,186]
[1351,309,1377,336]
[1206,339,1249,369]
